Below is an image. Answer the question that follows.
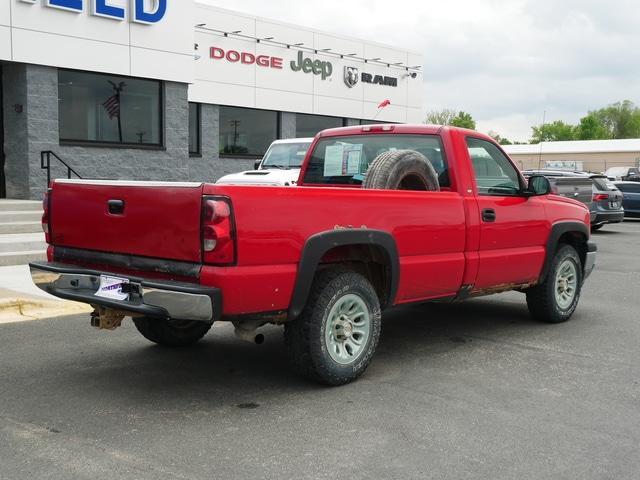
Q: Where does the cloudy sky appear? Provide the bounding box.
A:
[201,0,640,142]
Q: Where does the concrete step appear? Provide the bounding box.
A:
[0,222,43,235]
[0,211,43,223]
[0,250,47,267]
[0,233,47,253]
[0,200,43,212]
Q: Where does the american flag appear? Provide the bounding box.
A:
[102,94,120,119]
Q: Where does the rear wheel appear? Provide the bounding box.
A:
[284,270,382,385]
[133,317,213,347]
[526,244,582,323]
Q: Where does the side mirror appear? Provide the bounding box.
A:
[254,159,262,170]
[526,175,551,196]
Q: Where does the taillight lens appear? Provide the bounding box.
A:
[202,197,235,265]
[593,193,608,202]
[42,190,51,243]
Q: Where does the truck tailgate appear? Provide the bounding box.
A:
[50,180,204,263]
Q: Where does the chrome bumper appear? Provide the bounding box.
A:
[583,241,597,281]
[30,262,220,323]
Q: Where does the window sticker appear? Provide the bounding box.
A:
[346,149,362,174]
[324,144,364,176]
[324,145,345,176]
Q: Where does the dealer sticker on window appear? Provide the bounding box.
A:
[94,275,130,301]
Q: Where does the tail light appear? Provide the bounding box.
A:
[593,193,608,202]
[201,196,235,265]
[42,190,51,243]
[362,125,395,132]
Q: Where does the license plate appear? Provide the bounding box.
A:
[95,275,130,301]
[610,201,620,208]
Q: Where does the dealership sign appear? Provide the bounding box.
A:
[208,46,398,87]
[344,66,397,88]
[209,47,284,69]
[18,0,168,24]
[290,51,333,80]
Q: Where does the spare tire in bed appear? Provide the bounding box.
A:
[362,149,440,191]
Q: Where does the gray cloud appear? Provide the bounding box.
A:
[200,0,640,141]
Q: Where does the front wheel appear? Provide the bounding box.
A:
[526,244,583,323]
[284,270,382,385]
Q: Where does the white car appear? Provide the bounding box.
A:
[216,138,313,186]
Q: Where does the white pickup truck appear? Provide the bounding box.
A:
[216,138,313,186]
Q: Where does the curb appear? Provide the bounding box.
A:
[0,294,92,324]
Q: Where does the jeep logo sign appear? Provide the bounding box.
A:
[290,51,333,80]
[19,0,168,24]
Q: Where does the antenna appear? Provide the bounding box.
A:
[537,110,546,169]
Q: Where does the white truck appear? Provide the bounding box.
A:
[216,138,313,186]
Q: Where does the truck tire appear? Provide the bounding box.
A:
[284,269,382,385]
[526,244,583,323]
[133,317,213,347]
[363,150,440,191]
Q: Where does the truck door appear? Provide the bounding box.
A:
[466,137,547,290]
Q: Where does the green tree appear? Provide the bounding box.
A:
[450,111,476,130]
[574,113,612,140]
[425,109,457,125]
[530,120,576,143]
[488,130,513,145]
[591,100,640,139]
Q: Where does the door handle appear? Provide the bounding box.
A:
[107,199,125,215]
[482,208,496,222]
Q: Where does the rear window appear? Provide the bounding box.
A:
[303,134,449,187]
[592,177,617,191]
[617,183,640,193]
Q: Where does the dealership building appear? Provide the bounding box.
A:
[0,0,423,199]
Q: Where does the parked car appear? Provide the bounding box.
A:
[604,166,640,181]
[614,181,640,218]
[589,175,624,230]
[30,125,596,385]
[216,138,313,186]
[522,169,595,224]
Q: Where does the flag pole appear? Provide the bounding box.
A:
[116,88,123,143]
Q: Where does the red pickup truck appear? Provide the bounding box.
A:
[30,125,596,385]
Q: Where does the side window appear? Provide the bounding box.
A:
[466,137,522,195]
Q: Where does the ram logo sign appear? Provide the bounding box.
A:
[19,0,168,24]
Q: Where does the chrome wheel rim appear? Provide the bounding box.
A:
[325,294,371,365]
[555,259,578,310]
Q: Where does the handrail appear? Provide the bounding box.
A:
[40,151,83,186]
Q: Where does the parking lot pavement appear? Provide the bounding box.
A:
[1,222,639,480]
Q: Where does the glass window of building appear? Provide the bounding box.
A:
[296,114,345,138]
[58,70,162,146]
[219,106,279,157]
[360,119,396,125]
[188,103,201,156]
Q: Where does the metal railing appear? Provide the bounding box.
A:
[40,151,82,186]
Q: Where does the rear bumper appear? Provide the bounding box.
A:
[593,210,625,226]
[29,262,221,323]
[583,241,597,281]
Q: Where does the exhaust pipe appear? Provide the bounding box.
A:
[234,329,265,344]
[233,319,265,344]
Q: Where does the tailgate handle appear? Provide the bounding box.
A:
[108,199,125,215]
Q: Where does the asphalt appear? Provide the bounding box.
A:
[1,221,639,480]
